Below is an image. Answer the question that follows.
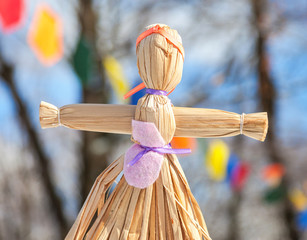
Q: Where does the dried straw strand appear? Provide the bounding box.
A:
[65,155,123,240]
[139,186,152,240]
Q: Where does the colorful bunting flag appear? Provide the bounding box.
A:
[290,189,307,212]
[289,187,307,230]
[262,163,285,187]
[205,140,230,181]
[204,141,250,191]
[297,209,307,230]
[231,162,250,191]
[73,37,92,85]
[28,4,63,66]
[225,154,250,191]
[226,154,239,183]
[171,137,197,152]
[0,0,24,33]
[263,184,286,203]
[131,81,146,105]
[103,56,129,101]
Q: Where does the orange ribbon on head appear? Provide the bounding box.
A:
[124,25,184,99]
[136,25,185,58]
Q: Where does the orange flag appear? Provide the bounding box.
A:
[171,137,197,151]
[262,163,285,187]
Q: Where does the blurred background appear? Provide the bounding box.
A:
[0,0,307,239]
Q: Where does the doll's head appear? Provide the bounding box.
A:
[136,24,184,92]
[134,24,184,143]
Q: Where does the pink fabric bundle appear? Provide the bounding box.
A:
[124,120,166,189]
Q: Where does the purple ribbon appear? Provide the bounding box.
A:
[146,88,168,96]
[128,143,191,166]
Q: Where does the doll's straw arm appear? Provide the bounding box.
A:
[39,101,134,134]
[39,102,268,141]
[173,107,268,142]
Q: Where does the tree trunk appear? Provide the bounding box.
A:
[251,0,299,239]
[0,59,68,239]
[77,0,115,204]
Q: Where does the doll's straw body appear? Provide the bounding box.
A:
[41,24,268,240]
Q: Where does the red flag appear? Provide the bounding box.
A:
[0,0,25,33]
[231,162,250,191]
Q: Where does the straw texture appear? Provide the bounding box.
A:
[63,24,213,239]
[40,24,269,240]
[40,102,268,142]
[65,154,211,240]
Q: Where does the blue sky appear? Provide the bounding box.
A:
[0,0,307,146]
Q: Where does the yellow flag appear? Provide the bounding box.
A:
[289,189,307,211]
[205,140,230,181]
[103,56,129,101]
[28,4,63,65]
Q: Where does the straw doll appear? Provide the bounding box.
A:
[40,24,268,239]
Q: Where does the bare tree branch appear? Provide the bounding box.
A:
[251,0,300,239]
[77,0,119,204]
[0,57,68,238]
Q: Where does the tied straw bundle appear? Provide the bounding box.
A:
[40,24,268,239]
[40,103,267,142]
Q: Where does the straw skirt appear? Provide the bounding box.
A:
[65,154,211,240]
